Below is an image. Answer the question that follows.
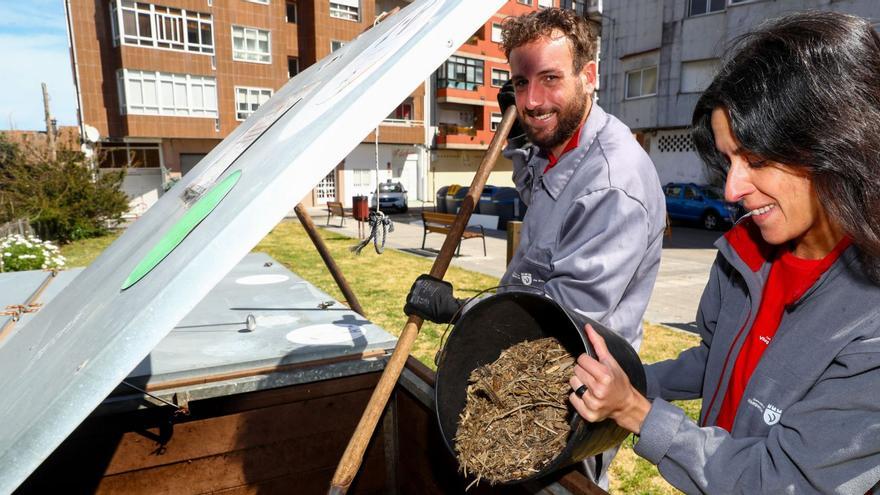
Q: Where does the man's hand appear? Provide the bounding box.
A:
[569,324,652,434]
[403,274,464,324]
[496,81,528,148]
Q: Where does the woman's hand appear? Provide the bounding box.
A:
[569,324,652,434]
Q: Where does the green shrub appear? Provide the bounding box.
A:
[0,234,66,272]
[0,136,130,243]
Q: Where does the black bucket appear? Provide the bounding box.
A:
[434,290,646,484]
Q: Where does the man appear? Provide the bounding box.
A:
[404,8,666,488]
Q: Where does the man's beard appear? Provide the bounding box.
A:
[520,85,589,151]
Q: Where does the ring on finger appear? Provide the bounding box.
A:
[574,384,588,398]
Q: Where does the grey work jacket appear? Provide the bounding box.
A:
[637,224,880,494]
[499,104,666,349]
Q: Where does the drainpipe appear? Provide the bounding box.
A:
[64,0,89,164]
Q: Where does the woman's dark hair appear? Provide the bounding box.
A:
[692,11,880,282]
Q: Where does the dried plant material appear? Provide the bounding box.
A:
[455,337,576,487]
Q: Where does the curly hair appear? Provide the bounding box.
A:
[501,7,599,72]
[692,11,880,282]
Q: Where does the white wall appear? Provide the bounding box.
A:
[342,143,420,207]
[647,128,708,185]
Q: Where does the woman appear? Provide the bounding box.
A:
[568,11,880,494]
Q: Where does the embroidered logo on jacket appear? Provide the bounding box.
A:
[747,398,783,426]
[763,404,782,426]
[521,272,532,285]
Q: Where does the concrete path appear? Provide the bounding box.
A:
[301,206,720,333]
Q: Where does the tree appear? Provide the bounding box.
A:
[0,136,129,242]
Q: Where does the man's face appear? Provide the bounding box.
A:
[509,32,596,156]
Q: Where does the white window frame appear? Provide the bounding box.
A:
[538,0,553,7]
[490,112,503,131]
[491,23,503,43]
[116,69,218,118]
[110,0,214,54]
[231,25,272,64]
[329,1,359,22]
[491,68,510,87]
[245,0,270,4]
[234,86,273,121]
[625,66,658,100]
[688,0,725,17]
[517,0,533,5]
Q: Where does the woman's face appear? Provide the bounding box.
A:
[711,107,842,259]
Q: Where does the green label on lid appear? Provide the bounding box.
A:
[122,170,242,290]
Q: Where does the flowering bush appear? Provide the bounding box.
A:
[0,234,66,272]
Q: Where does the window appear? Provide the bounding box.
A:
[438,55,484,91]
[330,0,359,21]
[538,0,553,7]
[98,143,161,169]
[689,0,725,16]
[625,66,657,99]
[235,86,272,121]
[386,97,414,122]
[491,68,509,87]
[664,184,682,198]
[116,69,218,117]
[110,0,213,54]
[331,40,345,52]
[288,57,299,78]
[316,170,336,201]
[245,0,269,4]
[517,0,533,5]
[680,59,719,93]
[490,113,502,131]
[491,23,503,43]
[286,1,297,22]
[352,169,371,187]
[232,26,271,63]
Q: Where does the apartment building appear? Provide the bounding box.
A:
[597,0,878,185]
[64,0,426,214]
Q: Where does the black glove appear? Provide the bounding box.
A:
[404,274,464,324]
[497,80,528,149]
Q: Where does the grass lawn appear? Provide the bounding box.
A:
[60,218,701,494]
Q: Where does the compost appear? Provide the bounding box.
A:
[455,337,576,487]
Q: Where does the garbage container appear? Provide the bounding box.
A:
[481,187,526,230]
[444,184,464,214]
[435,186,449,213]
[474,185,497,214]
[352,195,369,222]
[434,291,645,485]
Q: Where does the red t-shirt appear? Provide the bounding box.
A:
[543,124,582,174]
[715,237,852,432]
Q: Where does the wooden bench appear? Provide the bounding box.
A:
[325,201,346,227]
[421,211,486,256]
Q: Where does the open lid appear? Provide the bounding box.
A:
[0,0,505,491]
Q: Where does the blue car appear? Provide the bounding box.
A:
[664,182,742,230]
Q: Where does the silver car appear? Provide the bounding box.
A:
[371,180,408,213]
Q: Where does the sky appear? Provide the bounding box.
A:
[0,1,78,131]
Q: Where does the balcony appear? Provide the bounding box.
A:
[436,123,493,150]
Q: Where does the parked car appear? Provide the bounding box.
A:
[371,180,408,213]
[664,182,741,230]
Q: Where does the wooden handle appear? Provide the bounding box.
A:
[294,203,367,317]
[328,105,519,493]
